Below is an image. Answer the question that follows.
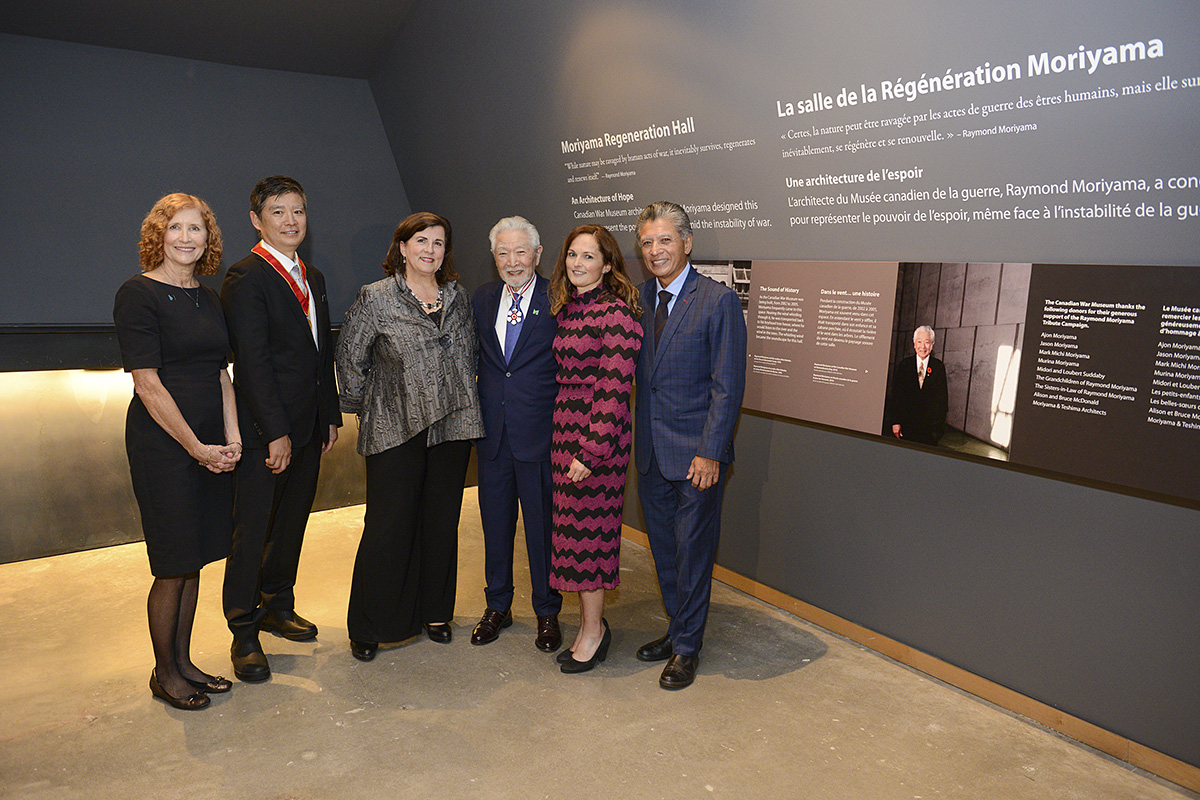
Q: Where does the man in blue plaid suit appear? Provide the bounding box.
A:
[633,201,747,690]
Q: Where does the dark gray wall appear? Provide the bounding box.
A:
[0,34,410,561]
[369,0,1200,768]
[0,33,411,326]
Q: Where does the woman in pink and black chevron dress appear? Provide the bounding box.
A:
[546,224,642,674]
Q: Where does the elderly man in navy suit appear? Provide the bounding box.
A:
[470,216,562,652]
[634,201,747,689]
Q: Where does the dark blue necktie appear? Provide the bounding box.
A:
[503,294,524,363]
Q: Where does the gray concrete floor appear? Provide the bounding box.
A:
[1,491,1194,800]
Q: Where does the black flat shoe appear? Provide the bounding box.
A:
[560,619,611,674]
[350,640,378,662]
[150,670,210,710]
[424,622,452,644]
[185,673,232,693]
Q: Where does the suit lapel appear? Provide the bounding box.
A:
[651,268,698,374]
[509,275,548,364]
[310,269,329,352]
[257,253,316,350]
[639,280,656,364]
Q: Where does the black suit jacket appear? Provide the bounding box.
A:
[472,275,558,463]
[888,354,948,445]
[221,252,340,450]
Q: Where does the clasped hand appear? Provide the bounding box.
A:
[196,443,242,473]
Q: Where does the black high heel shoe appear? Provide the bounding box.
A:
[185,673,232,694]
[150,670,210,710]
[556,646,576,664]
[560,619,611,674]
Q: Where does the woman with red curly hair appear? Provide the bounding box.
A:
[114,193,242,710]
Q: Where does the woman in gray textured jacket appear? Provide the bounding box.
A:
[334,212,484,662]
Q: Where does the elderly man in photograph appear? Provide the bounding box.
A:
[470,216,562,652]
[633,201,747,690]
[889,325,948,446]
[220,175,341,682]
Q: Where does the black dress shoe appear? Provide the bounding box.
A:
[470,609,512,645]
[150,670,210,710]
[185,673,232,693]
[636,633,673,662]
[659,654,698,689]
[535,615,562,652]
[350,640,378,662]
[261,609,318,641]
[424,622,453,643]
[561,619,611,674]
[230,635,271,682]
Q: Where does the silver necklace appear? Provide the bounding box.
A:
[178,285,201,308]
[411,284,443,311]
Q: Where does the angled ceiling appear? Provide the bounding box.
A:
[0,0,417,78]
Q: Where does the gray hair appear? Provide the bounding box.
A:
[914,325,935,342]
[635,200,693,243]
[488,215,540,251]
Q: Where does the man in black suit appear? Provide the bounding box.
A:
[469,216,562,651]
[889,325,949,446]
[220,175,341,682]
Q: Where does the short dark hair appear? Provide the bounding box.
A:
[382,211,457,285]
[250,175,306,218]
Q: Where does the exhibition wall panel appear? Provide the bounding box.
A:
[371,0,1200,769]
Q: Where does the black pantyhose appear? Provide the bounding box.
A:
[147,572,211,699]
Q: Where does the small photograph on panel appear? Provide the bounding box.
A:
[883,262,1032,461]
[693,260,751,319]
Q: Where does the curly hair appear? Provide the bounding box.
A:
[382,211,457,285]
[138,193,223,275]
[549,225,642,317]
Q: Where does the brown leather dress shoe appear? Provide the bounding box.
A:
[659,654,698,689]
[535,615,562,652]
[470,608,512,645]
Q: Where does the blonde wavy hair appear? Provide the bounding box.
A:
[138,193,224,275]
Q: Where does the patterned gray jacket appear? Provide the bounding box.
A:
[335,274,484,456]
